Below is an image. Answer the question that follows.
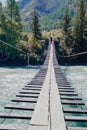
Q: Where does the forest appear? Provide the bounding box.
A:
[55,0,87,65]
[0,1,48,65]
[0,0,87,65]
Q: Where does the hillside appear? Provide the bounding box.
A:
[17,0,87,31]
[18,0,63,21]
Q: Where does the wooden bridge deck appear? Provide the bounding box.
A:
[0,42,87,130]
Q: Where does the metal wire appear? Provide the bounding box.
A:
[0,40,30,124]
[0,40,28,56]
[55,47,87,111]
[57,51,87,58]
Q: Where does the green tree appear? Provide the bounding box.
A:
[74,0,86,52]
[30,10,41,42]
[61,9,71,35]
[4,0,23,59]
[0,2,6,33]
[0,2,7,62]
[61,9,72,47]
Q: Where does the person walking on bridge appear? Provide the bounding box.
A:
[50,37,53,43]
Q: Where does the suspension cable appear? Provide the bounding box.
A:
[0,40,28,56]
[55,47,87,109]
[57,51,87,58]
[0,40,30,123]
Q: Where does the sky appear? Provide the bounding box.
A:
[0,0,19,6]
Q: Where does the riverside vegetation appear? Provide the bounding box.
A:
[0,1,48,65]
[0,0,87,65]
[55,0,87,65]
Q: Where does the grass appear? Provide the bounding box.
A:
[42,29,63,39]
[22,29,63,40]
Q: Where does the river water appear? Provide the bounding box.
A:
[61,66,87,127]
[0,66,39,124]
[0,66,87,126]
[62,66,87,108]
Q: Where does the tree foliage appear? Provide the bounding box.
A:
[0,2,6,33]
[3,0,23,59]
[61,9,71,35]
[61,9,72,48]
[30,10,41,42]
[74,0,87,52]
[57,0,87,64]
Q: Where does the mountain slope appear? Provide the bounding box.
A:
[18,0,63,21]
[17,0,87,30]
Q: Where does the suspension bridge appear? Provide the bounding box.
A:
[0,40,87,130]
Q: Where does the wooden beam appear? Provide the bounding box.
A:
[19,90,40,94]
[61,96,82,100]
[60,92,78,96]
[59,89,75,92]
[5,105,34,111]
[58,87,74,90]
[67,127,87,130]
[0,113,31,119]
[65,116,87,122]
[16,94,38,98]
[62,100,85,105]
[63,108,87,114]
[0,124,28,130]
[22,88,41,91]
[12,98,37,103]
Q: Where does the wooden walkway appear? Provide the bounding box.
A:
[0,42,87,130]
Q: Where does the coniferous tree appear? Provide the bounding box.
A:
[0,2,6,33]
[61,9,71,47]
[0,2,7,61]
[61,9,71,35]
[74,0,86,52]
[4,0,23,59]
[30,10,41,42]
[0,2,3,32]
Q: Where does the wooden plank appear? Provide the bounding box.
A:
[65,116,87,122]
[67,127,87,130]
[25,85,42,88]
[5,105,34,111]
[56,82,69,84]
[59,89,75,92]
[30,81,44,83]
[34,74,45,76]
[28,83,43,85]
[31,78,44,80]
[63,108,87,114]
[50,59,66,130]
[58,85,71,87]
[30,65,49,126]
[62,100,85,105]
[28,44,65,130]
[61,96,82,100]
[16,94,38,98]
[58,87,74,89]
[0,113,31,119]
[12,98,37,103]
[60,92,78,96]
[28,125,48,130]
[19,90,40,94]
[22,88,41,91]
[0,124,28,130]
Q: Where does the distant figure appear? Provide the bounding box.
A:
[50,37,53,43]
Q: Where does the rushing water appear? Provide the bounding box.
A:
[0,66,87,126]
[61,66,87,127]
[0,66,39,124]
[61,66,87,107]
